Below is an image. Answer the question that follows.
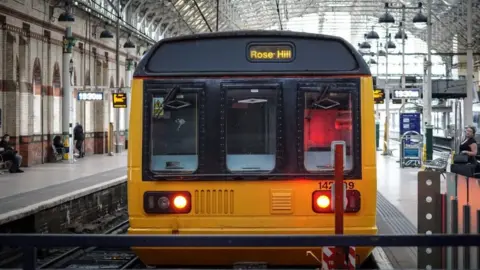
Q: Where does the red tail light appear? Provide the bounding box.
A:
[143,191,191,214]
[312,190,361,213]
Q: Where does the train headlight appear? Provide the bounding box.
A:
[312,190,361,213]
[173,195,187,209]
[143,191,191,214]
[316,195,330,209]
[158,196,170,209]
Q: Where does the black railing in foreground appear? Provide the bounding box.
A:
[1,234,480,269]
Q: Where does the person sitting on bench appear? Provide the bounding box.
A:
[0,134,23,173]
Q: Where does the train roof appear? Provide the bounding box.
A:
[134,30,371,77]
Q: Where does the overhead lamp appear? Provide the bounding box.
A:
[123,39,136,49]
[100,27,114,39]
[358,41,371,54]
[368,58,377,65]
[58,9,75,27]
[378,3,395,25]
[378,49,387,57]
[366,27,379,40]
[386,40,396,53]
[413,2,428,29]
[394,23,408,40]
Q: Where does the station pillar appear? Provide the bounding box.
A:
[62,27,75,162]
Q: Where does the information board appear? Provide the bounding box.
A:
[78,92,103,101]
[373,89,385,104]
[393,88,421,99]
[399,113,421,135]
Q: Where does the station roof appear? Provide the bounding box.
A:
[125,0,478,56]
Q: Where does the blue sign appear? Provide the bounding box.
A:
[399,113,421,135]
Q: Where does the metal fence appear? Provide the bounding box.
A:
[418,170,480,269]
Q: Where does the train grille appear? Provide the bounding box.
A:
[270,189,293,214]
[194,189,234,215]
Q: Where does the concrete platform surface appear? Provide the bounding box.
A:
[0,153,127,225]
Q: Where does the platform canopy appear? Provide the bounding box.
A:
[120,0,477,54]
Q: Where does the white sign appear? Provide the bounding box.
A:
[393,89,420,99]
[78,92,104,101]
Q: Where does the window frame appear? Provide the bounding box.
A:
[295,80,362,179]
[220,82,284,174]
[142,81,206,180]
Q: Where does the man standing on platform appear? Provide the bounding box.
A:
[73,122,85,158]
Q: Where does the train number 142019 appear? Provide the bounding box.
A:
[318,181,355,190]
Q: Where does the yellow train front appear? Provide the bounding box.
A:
[128,30,377,267]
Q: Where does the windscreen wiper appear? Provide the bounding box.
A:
[163,85,180,104]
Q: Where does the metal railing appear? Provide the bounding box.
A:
[0,233,480,270]
[2,149,480,270]
[418,170,480,269]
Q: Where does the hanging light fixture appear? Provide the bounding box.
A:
[358,34,371,54]
[413,2,428,29]
[366,26,379,40]
[394,22,408,40]
[124,35,136,51]
[368,58,377,65]
[100,23,114,39]
[378,3,395,25]
[386,40,396,53]
[58,8,75,27]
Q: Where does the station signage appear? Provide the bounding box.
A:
[373,89,385,104]
[112,92,127,108]
[77,92,104,101]
[393,88,421,99]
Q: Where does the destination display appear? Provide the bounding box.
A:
[247,43,294,62]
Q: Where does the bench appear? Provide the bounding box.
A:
[0,147,13,174]
[52,144,64,162]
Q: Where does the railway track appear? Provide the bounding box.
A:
[37,220,140,269]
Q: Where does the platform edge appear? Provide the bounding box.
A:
[0,175,127,225]
[372,247,394,269]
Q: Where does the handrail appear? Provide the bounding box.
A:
[0,234,479,247]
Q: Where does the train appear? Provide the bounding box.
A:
[127,30,377,267]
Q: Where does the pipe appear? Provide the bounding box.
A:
[114,0,121,154]
[464,0,473,127]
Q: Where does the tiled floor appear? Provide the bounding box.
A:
[0,152,127,200]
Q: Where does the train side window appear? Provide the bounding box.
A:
[303,91,353,172]
[225,88,277,173]
[150,92,198,173]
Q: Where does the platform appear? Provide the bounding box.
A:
[0,153,127,225]
[375,150,418,268]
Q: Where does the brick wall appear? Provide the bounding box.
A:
[0,182,127,234]
[0,5,138,166]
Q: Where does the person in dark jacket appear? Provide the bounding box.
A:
[73,122,85,158]
[0,134,23,173]
[53,135,66,155]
